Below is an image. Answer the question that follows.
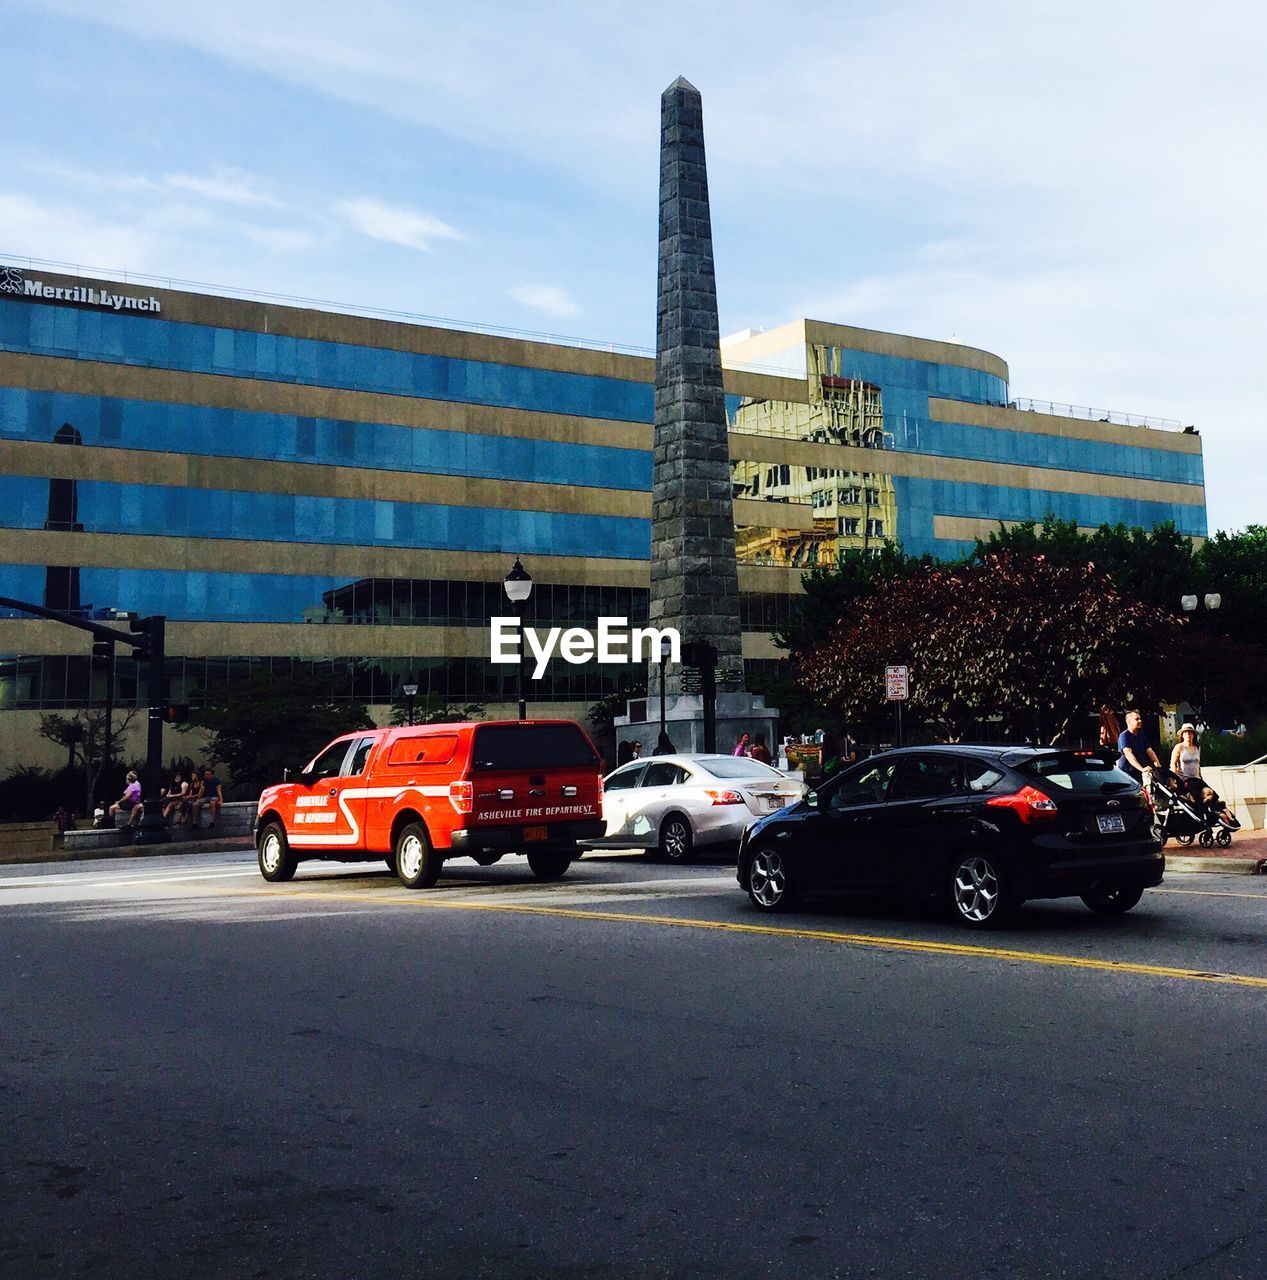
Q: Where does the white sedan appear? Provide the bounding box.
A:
[591,754,805,862]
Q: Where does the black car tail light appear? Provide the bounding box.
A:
[986,785,1059,824]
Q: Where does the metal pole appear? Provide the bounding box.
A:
[133,617,168,846]
[101,643,115,797]
[517,600,527,721]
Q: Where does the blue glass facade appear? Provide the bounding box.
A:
[893,476,1208,560]
[0,388,652,491]
[0,476,650,560]
[0,300,655,423]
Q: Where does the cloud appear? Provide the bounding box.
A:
[0,192,154,270]
[508,284,578,318]
[335,197,464,252]
[241,225,319,253]
[164,167,281,207]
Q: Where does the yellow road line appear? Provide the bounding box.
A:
[216,886,1267,991]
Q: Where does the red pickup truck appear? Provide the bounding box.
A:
[255,719,604,888]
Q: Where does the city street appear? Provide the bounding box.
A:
[3,849,1267,1279]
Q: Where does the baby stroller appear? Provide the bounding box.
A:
[1149,770,1240,848]
[1147,770,1206,847]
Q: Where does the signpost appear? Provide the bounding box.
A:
[885,664,909,747]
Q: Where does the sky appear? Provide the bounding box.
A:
[2,0,1264,532]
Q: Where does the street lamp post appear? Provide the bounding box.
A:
[1181,592,1221,720]
[655,634,674,755]
[402,682,418,726]
[503,558,533,720]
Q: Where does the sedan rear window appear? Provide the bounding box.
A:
[472,724,598,771]
[696,757,784,780]
[1015,753,1139,793]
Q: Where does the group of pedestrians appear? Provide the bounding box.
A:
[731,731,773,764]
[106,765,223,829]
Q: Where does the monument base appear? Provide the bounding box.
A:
[615,691,780,759]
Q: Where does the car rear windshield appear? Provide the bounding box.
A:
[696,757,783,780]
[1014,752,1139,793]
[471,724,597,771]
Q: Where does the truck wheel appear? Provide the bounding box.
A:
[396,822,442,889]
[527,849,572,880]
[257,822,297,882]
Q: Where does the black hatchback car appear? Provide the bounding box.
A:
[737,745,1164,927]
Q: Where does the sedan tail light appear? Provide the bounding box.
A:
[448,780,473,814]
[704,789,745,806]
[986,784,1059,824]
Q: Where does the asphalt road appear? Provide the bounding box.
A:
[3,849,1266,1279]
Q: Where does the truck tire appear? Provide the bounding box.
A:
[395,822,442,889]
[527,849,572,880]
[257,821,298,883]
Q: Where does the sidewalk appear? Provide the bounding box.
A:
[1163,827,1267,876]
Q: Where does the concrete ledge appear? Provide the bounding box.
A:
[1164,856,1266,876]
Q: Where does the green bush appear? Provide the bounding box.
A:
[1191,724,1267,768]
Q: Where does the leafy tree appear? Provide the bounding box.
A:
[1194,525,1267,652]
[39,705,142,818]
[772,543,935,656]
[744,669,837,740]
[585,676,645,767]
[185,672,373,796]
[799,552,1176,744]
[387,693,485,727]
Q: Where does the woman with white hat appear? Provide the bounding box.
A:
[1169,723,1202,797]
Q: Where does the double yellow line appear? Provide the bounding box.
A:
[223,886,1267,991]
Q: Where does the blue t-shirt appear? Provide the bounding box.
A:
[1117,729,1151,778]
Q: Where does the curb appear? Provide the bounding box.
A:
[0,835,254,866]
[1164,855,1265,876]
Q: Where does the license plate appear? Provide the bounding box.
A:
[764,797,786,812]
[524,825,548,842]
[1097,814,1125,834]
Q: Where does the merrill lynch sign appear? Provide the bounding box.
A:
[0,266,162,314]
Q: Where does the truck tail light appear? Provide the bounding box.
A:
[449,781,473,814]
[986,784,1059,824]
[705,789,744,806]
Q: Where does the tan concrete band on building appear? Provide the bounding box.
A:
[0,529,805,597]
[928,398,1203,455]
[727,433,1205,507]
[0,615,788,662]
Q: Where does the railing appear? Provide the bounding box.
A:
[1011,397,1185,432]
[1,250,806,381]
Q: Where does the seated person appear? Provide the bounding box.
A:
[108,771,144,827]
[162,772,190,824]
[191,766,223,829]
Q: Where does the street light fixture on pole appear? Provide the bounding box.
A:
[1180,593,1221,613]
[655,634,674,755]
[402,682,418,726]
[503,558,533,720]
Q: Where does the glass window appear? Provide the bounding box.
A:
[963,760,1006,792]
[695,757,783,780]
[826,759,897,809]
[307,739,351,779]
[605,764,647,791]
[1014,752,1139,793]
[344,737,376,777]
[641,762,686,787]
[890,755,962,800]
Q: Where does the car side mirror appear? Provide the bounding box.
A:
[806,790,817,808]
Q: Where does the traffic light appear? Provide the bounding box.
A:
[91,638,114,670]
[129,614,164,662]
[161,704,189,725]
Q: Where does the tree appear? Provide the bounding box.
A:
[185,672,373,796]
[585,677,644,767]
[799,553,1176,744]
[39,705,142,819]
[387,693,486,727]
[772,543,936,656]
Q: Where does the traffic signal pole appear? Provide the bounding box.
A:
[0,596,169,842]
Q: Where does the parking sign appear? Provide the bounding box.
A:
[884,665,909,701]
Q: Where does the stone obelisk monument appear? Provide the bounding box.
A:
[650,76,743,696]
[616,77,777,758]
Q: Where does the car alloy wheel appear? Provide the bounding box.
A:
[747,848,792,911]
[660,816,693,863]
[950,853,1011,927]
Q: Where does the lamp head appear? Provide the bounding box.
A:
[504,558,533,603]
